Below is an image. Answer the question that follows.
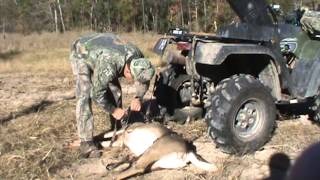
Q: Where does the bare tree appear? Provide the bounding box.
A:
[214,0,220,32]
[54,3,58,32]
[0,0,5,39]
[90,1,93,30]
[142,0,146,32]
[203,0,207,31]
[57,0,65,32]
[188,0,192,30]
[107,1,111,31]
[2,18,5,39]
[194,0,199,31]
[90,0,98,30]
[180,0,185,27]
[150,7,156,32]
[48,3,55,32]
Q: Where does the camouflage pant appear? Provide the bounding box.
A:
[71,59,122,142]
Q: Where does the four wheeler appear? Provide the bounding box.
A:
[153,0,320,154]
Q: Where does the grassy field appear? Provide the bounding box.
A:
[1,31,320,180]
[0,31,161,73]
[0,31,161,179]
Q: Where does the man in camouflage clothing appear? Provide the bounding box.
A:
[300,9,320,35]
[70,33,155,158]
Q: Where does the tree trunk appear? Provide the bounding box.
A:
[311,0,316,10]
[142,0,146,32]
[104,0,111,31]
[48,3,55,32]
[155,11,158,32]
[151,7,155,31]
[80,1,84,30]
[216,0,220,17]
[57,0,65,33]
[203,0,207,32]
[94,0,98,30]
[187,0,192,31]
[214,0,220,32]
[54,4,58,33]
[180,0,184,28]
[194,0,199,31]
[90,0,94,30]
[151,2,158,32]
[2,18,5,39]
[89,0,98,31]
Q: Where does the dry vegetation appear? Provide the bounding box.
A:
[0,31,320,180]
[0,31,161,179]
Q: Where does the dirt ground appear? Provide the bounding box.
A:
[1,71,320,180]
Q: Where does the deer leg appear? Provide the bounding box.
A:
[101,139,123,148]
[103,129,125,139]
[115,166,145,180]
[106,155,137,171]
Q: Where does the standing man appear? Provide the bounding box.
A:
[70,33,155,158]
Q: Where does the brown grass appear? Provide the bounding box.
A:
[0,31,162,179]
[0,101,78,179]
[0,31,162,74]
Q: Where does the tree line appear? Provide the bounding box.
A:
[0,0,318,35]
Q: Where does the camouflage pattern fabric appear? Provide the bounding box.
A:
[300,10,320,35]
[71,33,144,64]
[70,33,154,141]
[130,58,155,83]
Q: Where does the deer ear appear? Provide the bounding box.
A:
[127,129,133,133]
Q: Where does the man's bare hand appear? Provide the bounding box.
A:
[130,98,141,111]
[112,108,126,120]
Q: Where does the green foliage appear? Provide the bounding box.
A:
[0,0,19,32]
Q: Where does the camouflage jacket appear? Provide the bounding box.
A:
[301,10,320,35]
[70,33,149,113]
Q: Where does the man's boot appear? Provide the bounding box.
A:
[79,141,102,158]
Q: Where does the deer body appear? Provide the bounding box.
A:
[101,122,217,180]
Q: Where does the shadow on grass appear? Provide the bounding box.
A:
[263,152,291,180]
[0,49,21,61]
[264,143,320,180]
[0,100,54,124]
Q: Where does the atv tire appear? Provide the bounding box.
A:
[155,73,191,115]
[205,74,276,154]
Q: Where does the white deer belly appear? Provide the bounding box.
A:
[124,129,160,156]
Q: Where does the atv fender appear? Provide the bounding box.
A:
[194,42,285,100]
[195,42,278,66]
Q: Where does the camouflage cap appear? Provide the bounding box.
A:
[130,58,155,83]
[125,43,144,60]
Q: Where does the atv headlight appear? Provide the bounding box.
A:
[280,38,297,52]
[169,28,189,36]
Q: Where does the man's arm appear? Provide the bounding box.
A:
[128,81,150,112]
[92,61,117,113]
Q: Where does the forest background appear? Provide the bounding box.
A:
[1,0,319,36]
